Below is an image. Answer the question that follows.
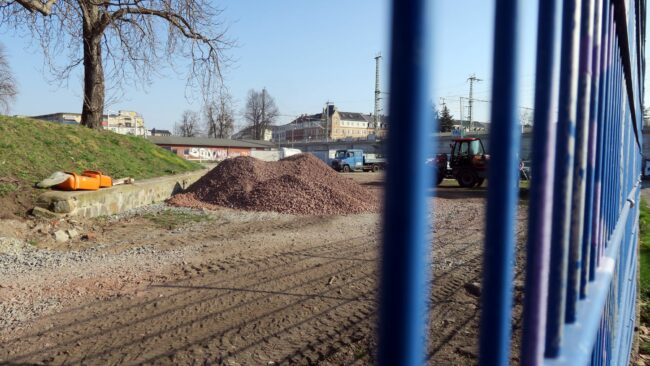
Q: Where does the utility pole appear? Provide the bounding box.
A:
[459,97,464,125]
[374,53,382,137]
[324,101,330,142]
[467,74,482,131]
[261,88,266,141]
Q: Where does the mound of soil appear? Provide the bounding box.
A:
[168,154,379,215]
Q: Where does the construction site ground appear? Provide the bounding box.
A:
[0,173,528,365]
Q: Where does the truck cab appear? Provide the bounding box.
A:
[331,149,365,172]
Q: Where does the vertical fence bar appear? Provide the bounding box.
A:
[520,0,559,362]
[580,0,604,298]
[545,0,582,357]
[378,0,433,364]
[566,0,595,322]
[597,8,614,262]
[479,0,521,365]
[590,1,611,281]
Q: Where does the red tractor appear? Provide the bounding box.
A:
[432,137,489,188]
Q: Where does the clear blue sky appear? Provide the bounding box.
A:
[1,1,645,131]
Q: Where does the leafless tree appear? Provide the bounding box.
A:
[204,91,234,139]
[520,109,533,127]
[174,110,200,137]
[244,88,278,140]
[0,43,17,114]
[1,0,232,128]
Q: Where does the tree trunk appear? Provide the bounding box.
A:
[81,16,105,129]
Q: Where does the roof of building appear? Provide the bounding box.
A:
[148,136,276,148]
[149,128,171,134]
[338,112,368,121]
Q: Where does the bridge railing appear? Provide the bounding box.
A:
[378,0,645,365]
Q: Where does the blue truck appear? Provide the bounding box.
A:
[330,149,386,172]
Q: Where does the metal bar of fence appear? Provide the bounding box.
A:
[478,0,521,364]
[567,0,595,323]
[590,0,611,281]
[581,0,604,299]
[545,0,582,357]
[544,182,639,365]
[520,0,560,361]
[378,0,433,364]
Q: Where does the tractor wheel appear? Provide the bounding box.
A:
[372,165,379,172]
[475,178,485,187]
[342,165,351,173]
[457,169,478,188]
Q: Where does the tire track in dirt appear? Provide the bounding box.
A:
[0,180,528,366]
[0,233,375,344]
[86,272,376,365]
[1,236,379,365]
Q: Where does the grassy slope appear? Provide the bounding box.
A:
[639,197,650,355]
[0,116,201,215]
[0,116,200,183]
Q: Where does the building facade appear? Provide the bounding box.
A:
[148,136,276,161]
[273,104,388,143]
[30,113,83,125]
[232,125,274,141]
[31,110,148,136]
[105,110,147,136]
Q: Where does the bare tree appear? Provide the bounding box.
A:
[520,109,533,127]
[0,43,17,114]
[174,110,201,137]
[1,0,232,128]
[204,91,234,139]
[244,88,278,140]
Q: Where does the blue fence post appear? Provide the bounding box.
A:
[377,0,433,364]
[566,0,595,323]
[520,0,559,362]
[590,1,611,281]
[545,0,583,357]
[580,0,604,298]
[478,0,521,364]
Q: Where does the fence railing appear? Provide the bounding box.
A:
[378,0,645,365]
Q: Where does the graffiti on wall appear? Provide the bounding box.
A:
[184,147,250,161]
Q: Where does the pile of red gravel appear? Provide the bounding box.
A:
[168,154,379,215]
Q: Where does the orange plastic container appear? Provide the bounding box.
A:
[82,170,112,188]
[55,172,101,191]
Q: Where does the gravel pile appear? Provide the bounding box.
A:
[168,154,379,215]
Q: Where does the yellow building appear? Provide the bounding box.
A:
[106,110,147,136]
[273,105,388,143]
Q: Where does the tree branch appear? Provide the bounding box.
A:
[14,0,57,15]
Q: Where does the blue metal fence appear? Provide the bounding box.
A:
[378,0,645,365]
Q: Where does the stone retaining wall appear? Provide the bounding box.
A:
[34,170,208,218]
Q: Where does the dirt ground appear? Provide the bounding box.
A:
[0,173,528,365]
